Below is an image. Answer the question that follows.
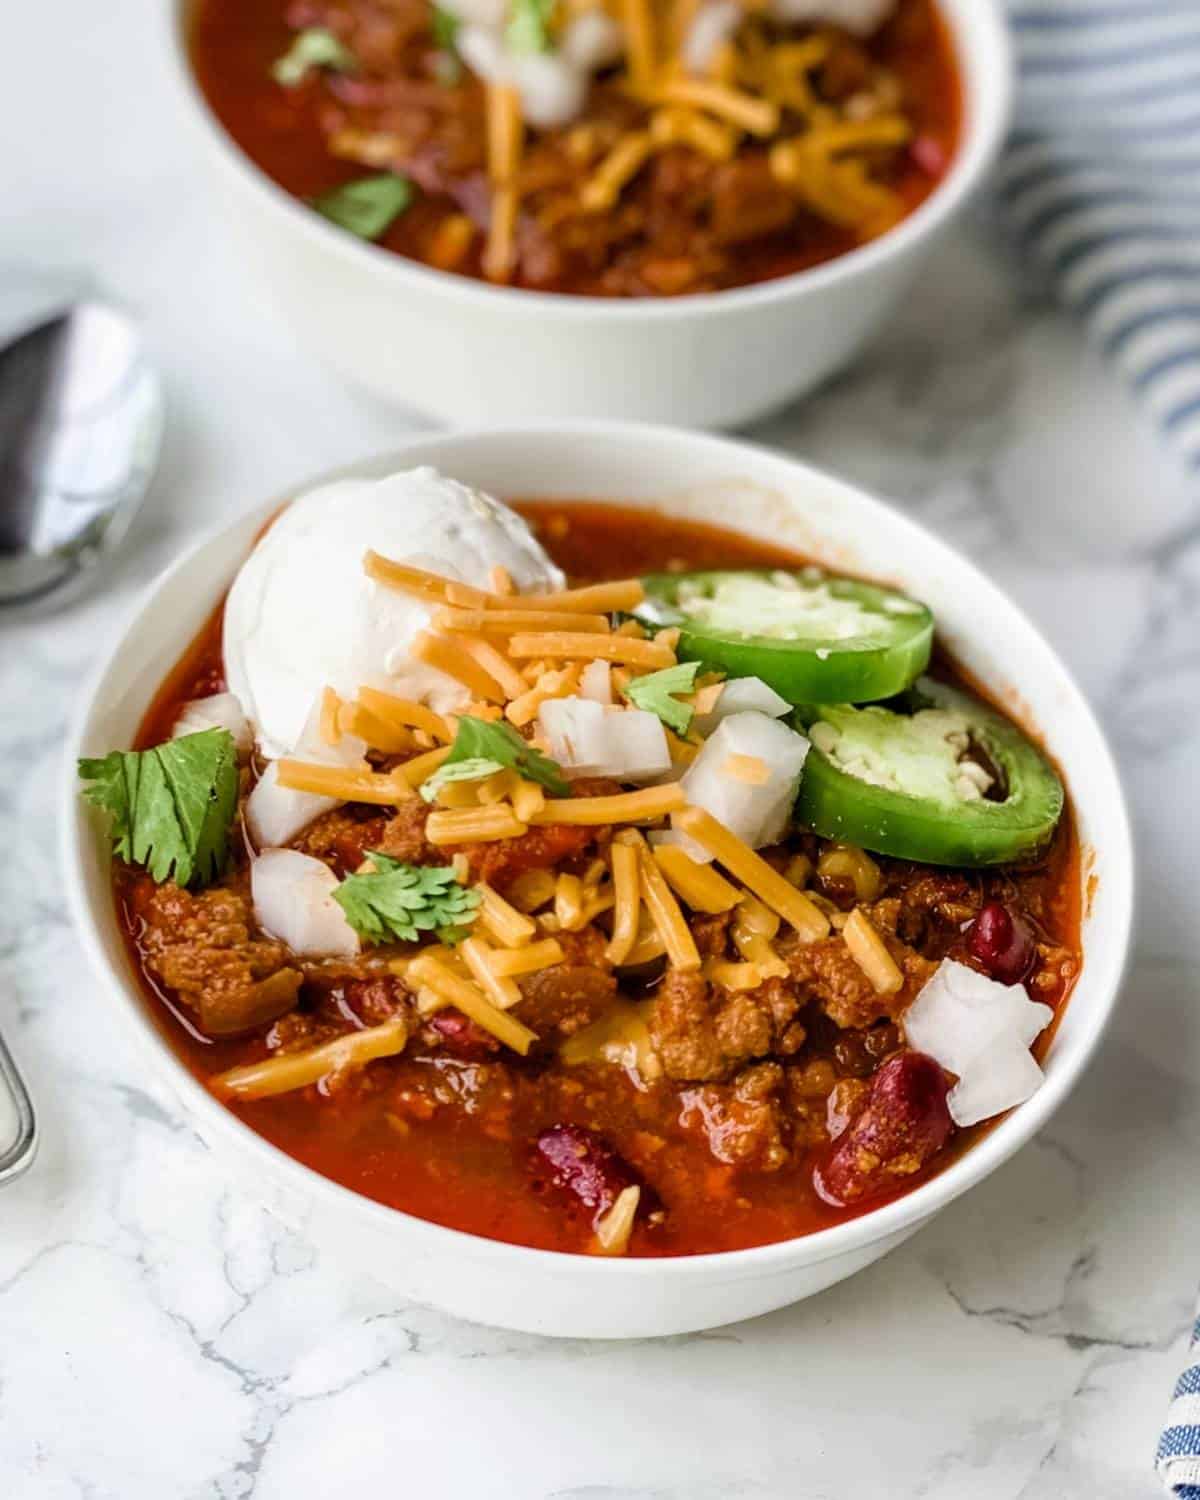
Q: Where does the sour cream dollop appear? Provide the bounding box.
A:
[224,467,564,758]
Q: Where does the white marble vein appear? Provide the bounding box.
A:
[3,2,1199,1496]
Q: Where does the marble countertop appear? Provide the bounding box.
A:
[4,4,1200,1497]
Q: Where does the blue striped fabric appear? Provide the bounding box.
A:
[1159,1314,1200,1490]
[1000,1,1200,476]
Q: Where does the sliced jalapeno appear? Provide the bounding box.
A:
[793,678,1064,867]
[634,569,932,705]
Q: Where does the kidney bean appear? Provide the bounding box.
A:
[344,978,407,1027]
[533,1124,643,1226]
[910,135,948,178]
[427,1008,500,1060]
[967,901,1037,987]
[813,1052,953,1207]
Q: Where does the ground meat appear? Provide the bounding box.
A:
[689,910,733,959]
[884,868,981,947]
[375,799,608,889]
[466,823,605,889]
[779,922,935,1031]
[293,806,391,876]
[139,882,301,1037]
[679,1062,791,1171]
[376,800,440,865]
[267,1011,342,1054]
[710,154,799,245]
[647,971,806,1083]
[518,926,618,1040]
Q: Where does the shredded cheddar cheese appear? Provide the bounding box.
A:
[655,77,779,136]
[581,131,654,212]
[412,631,508,702]
[622,830,700,972]
[356,688,453,743]
[477,881,538,947]
[508,633,676,670]
[426,804,528,844]
[721,752,772,786]
[673,805,830,943]
[522,579,645,613]
[319,687,343,746]
[276,759,413,804]
[652,844,740,914]
[843,907,903,995]
[531,783,686,826]
[488,937,564,976]
[409,953,537,1054]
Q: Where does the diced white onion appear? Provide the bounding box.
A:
[245,763,337,849]
[512,51,588,128]
[578,659,613,705]
[694,676,791,735]
[251,849,359,959]
[172,693,252,756]
[247,695,369,848]
[904,959,1053,1127]
[681,0,741,75]
[947,1035,1046,1128]
[905,959,1052,1073]
[615,708,674,783]
[561,9,624,71]
[680,711,809,858]
[537,697,671,783]
[457,23,509,83]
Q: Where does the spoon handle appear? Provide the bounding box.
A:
[0,1031,36,1185]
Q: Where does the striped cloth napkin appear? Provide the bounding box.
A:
[998,1,1200,481]
[1161,1334,1200,1499]
[994,5,1200,1488]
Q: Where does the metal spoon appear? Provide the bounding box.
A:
[0,283,163,1180]
[0,288,164,608]
[0,1033,36,1185]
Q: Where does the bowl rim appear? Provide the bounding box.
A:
[62,421,1133,1280]
[165,0,1014,323]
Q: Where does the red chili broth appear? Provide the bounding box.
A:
[120,503,1081,1255]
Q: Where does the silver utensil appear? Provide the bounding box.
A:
[0,1032,37,1185]
[0,287,163,608]
[0,280,163,1180]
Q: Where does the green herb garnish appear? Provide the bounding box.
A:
[432,5,460,52]
[506,0,556,54]
[419,756,506,804]
[272,27,357,87]
[333,854,481,945]
[430,5,463,83]
[440,715,569,795]
[77,728,239,889]
[621,662,701,736]
[311,174,413,240]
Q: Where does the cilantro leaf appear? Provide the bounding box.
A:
[333,854,481,945]
[272,27,357,87]
[78,728,239,888]
[442,716,569,795]
[432,5,460,52]
[311,174,413,241]
[621,662,701,736]
[419,756,506,803]
[506,0,556,54]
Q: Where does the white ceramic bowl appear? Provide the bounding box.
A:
[164,1,1012,426]
[63,424,1131,1339]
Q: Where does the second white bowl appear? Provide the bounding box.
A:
[165,0,1012,426]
